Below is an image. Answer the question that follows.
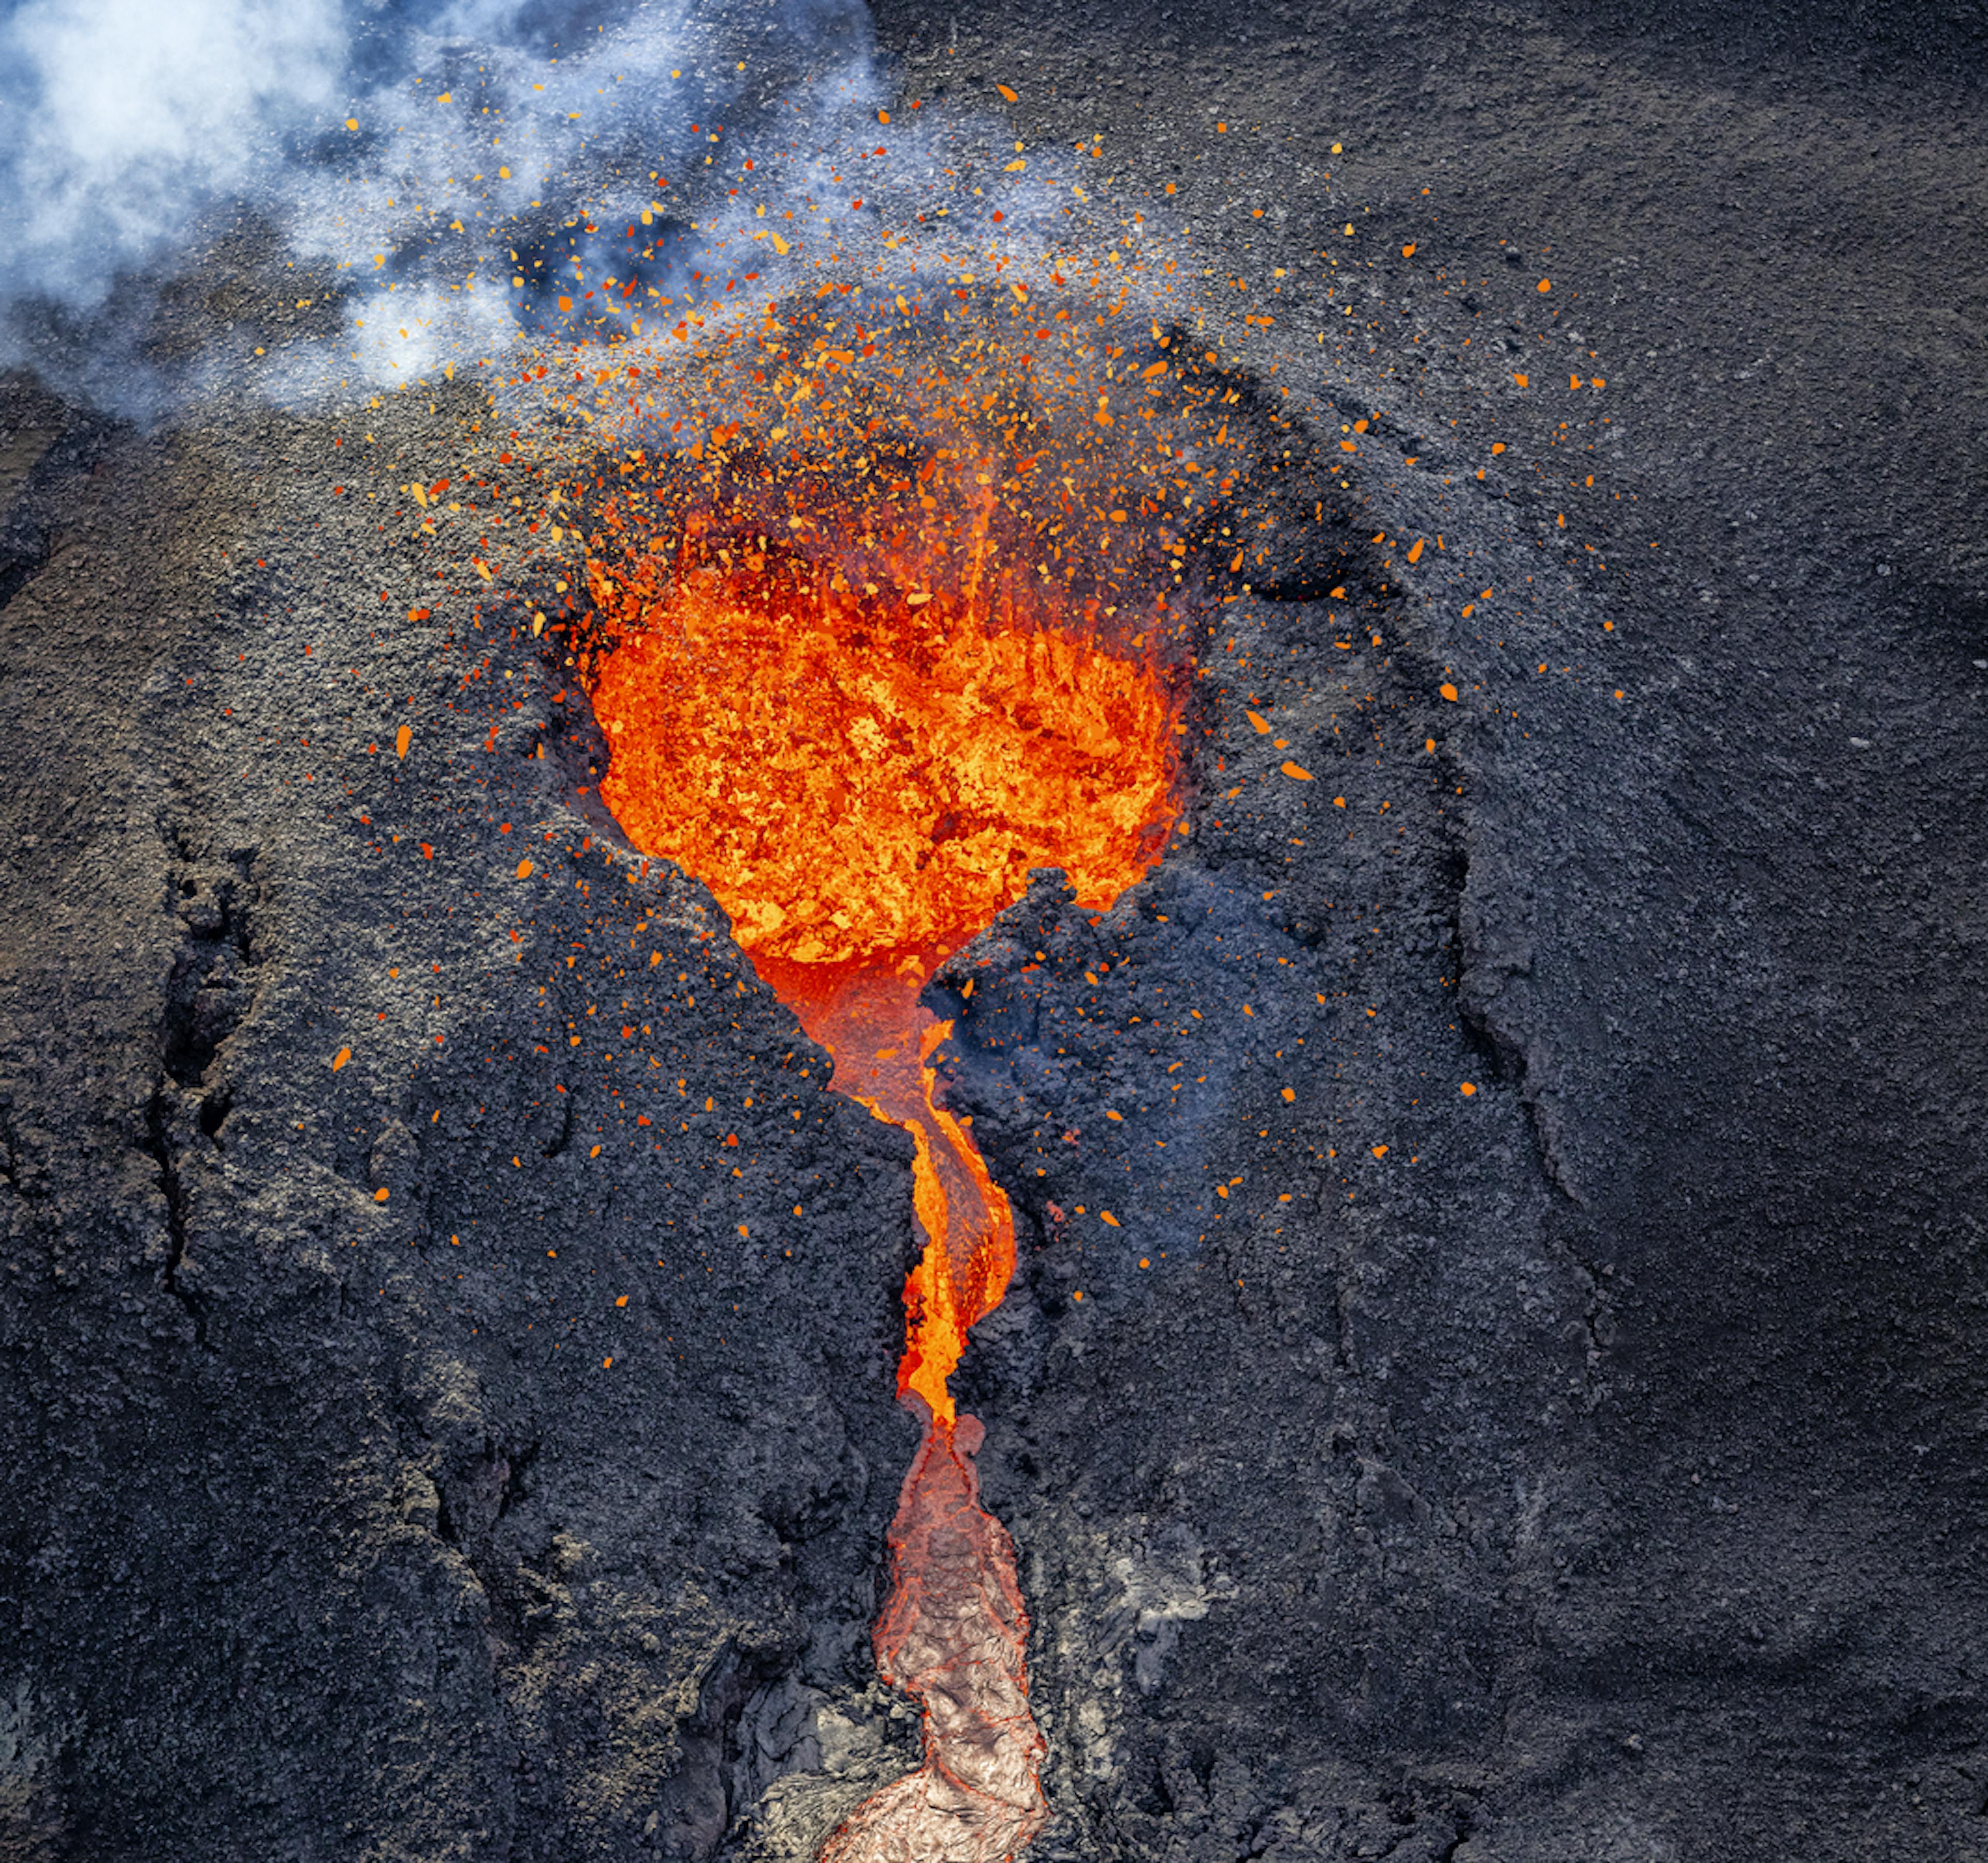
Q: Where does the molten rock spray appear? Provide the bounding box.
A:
[495,96,1265,1853]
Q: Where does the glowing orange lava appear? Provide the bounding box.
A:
[586,517,1179,1857]
[456,114,1293,1857]
[588,546,1179,1424]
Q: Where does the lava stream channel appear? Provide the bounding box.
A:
[586,540,1181,1861]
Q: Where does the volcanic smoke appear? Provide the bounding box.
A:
[586,500,1182,1858]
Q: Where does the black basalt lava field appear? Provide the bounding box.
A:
[4,1,1987,1860]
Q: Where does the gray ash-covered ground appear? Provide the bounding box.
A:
[0,386,931,1860]
[5,0,1987,1859]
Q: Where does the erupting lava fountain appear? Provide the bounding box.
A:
[584,480,1185,1858]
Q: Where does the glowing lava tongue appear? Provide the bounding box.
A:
[588,551,1178,1861]
[754,956,1016,1430]
[820,1415,1044,1863]
[752,959,1048,1863]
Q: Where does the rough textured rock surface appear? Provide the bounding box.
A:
[0,398,927,1860]
[904,2,1988,1857]
[5,1,1986,1860]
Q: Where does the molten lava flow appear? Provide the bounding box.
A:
[589,551,1179,1426]
[818,1415,1042,1863]
[587,506,1179,1862]
[586,556,1177,981]
[749,958,1017,1428]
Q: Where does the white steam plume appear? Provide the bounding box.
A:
[0,0,888,414]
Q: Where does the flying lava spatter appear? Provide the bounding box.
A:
[586,494,1181,1859]
[329,51,1320,1855]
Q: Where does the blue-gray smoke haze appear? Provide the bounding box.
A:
[0,0,934,412]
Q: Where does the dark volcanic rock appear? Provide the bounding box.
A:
[0,398,919,1860]
[885,0,1988,1857]
[6,0,1988,1859]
